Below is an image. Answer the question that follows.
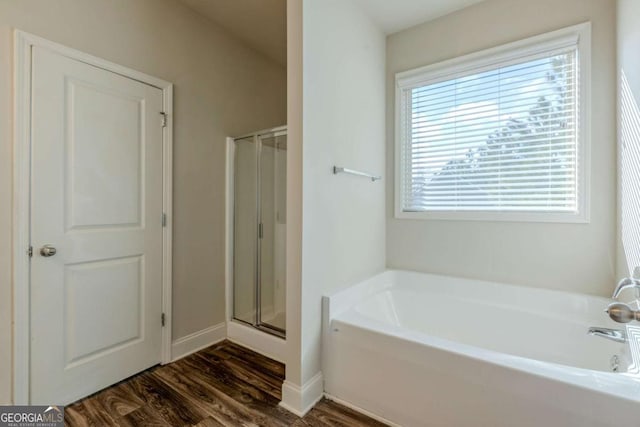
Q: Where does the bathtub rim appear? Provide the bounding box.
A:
[325,269,616,320]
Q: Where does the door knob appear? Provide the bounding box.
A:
[40,245,57,257]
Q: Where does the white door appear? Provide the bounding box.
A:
[29,46,165,405]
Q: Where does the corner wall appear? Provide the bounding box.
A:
[0,0,286,404]
[386,0,617,296]
[282,0,386,414]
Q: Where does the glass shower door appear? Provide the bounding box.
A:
[258,133,286,333]
[233,136,257,325]
[232,129,286,338]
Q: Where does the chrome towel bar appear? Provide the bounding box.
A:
[333,166,381,182]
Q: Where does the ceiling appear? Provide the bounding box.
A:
[178,0,287,66]
[178,0,485,67]
[350,0,486,34]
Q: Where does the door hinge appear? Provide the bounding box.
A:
[161,313,166,327]
[162,212,167,227]
[259,223,263,239]
[27,246,33,258]
[160,112,167,128]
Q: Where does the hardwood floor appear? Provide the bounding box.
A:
[65,340,387,426]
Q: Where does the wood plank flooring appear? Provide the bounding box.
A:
[65,340,387,426]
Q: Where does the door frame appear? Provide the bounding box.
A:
[12,30,174,404]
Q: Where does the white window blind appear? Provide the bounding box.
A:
[396,24,590,222]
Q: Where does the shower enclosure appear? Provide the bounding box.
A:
[232,126,286,337]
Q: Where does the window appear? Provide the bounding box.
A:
[395,23,590,222]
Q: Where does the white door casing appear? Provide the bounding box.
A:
[13,32,173,405]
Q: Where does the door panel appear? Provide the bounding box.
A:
[64,256,143,366]
[30,46,164,404]
[67,79,144,229]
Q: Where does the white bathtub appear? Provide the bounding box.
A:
[322,270,640,427]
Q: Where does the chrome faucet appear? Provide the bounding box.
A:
[588,327,627,343]
[606,278,640,324]
[612,277,640,299]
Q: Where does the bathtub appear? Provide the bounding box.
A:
[322,270,640,427]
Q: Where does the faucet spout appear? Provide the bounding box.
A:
[588,326,627,343]
[612,277,640,299]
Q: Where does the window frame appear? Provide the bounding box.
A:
[394,22,591,223]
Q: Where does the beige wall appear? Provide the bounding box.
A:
[617,0,640,279]
[0,0,286,403]
[386,0,617,296]
[298,0,386,387]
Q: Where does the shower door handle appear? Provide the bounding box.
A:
[258,223,263,239]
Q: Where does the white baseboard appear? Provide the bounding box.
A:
[171,322,226,361]
[323,393,400,427]
[279,372,324,417]
[226,321,287,362]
